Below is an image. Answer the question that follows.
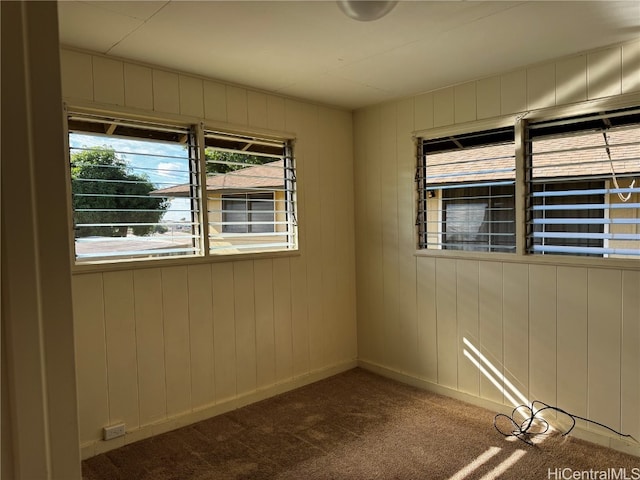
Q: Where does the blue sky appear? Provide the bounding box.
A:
[69,132,192,222]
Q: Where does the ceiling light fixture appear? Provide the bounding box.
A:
[336,0,398,22]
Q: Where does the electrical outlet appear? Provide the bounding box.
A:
[103,423,125,441]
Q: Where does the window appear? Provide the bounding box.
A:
[442,184,515,252]
[417,106,640,260]
[68,114,200,262]
[204,130,296,255]
[222,193,275,234]
[67,113,297,264]
[526,108,640,258]
[417,127,516,253]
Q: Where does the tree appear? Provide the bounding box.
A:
[205,149,268,174]
[71,146,168,238]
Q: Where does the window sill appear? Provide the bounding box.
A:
[413,249,640,271]
[71,248,302,275]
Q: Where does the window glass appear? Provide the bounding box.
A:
[222,196,249,234]
[443,185,515,252]
[248,194,276,234]
[221,193,275,234]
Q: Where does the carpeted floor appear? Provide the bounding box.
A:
[82,368,639,479]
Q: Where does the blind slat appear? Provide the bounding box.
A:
[424,180,515,191]
[532,203,640,211]
[532,245,640,256]
[211,232,292,239]
[532,232,640,241]
[531,187,640,197]
[531,218,638,225]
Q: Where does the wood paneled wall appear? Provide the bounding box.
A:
[354,40,640,455]
[60,48,357,457]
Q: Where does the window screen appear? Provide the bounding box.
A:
[417,127,516,253]
[526,107,640,258]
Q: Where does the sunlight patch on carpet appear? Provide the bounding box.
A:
[477,450,527,480]
[447,446,501,480]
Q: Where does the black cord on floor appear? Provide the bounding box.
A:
[494,400,638,446]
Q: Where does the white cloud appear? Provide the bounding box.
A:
[69,132,190,186]
[156,162,185,178]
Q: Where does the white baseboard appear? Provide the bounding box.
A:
[358,359,640,458]
[80,359,358,460]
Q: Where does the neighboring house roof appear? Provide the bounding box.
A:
[427,127,639,184]
[152,159,284,197]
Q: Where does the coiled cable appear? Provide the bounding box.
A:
[494,400,637,446]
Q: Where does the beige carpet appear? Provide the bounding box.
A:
[82,368,640,479]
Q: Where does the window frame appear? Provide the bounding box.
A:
[67,114,202,264]
[203,129,297,256]
[64,106,299,271]
[414,94,640,268]
[416,123,517,254]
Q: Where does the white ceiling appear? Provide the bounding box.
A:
[57,1,640,110]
